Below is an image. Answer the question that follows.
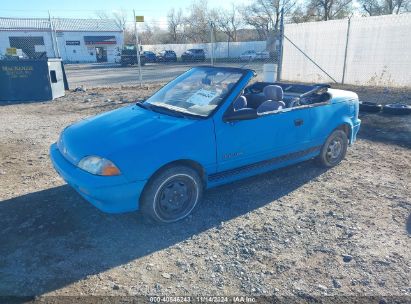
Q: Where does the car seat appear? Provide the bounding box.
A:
[257,85,285,114]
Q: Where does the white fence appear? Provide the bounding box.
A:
[142,13,411,87]
[282,13,411,87]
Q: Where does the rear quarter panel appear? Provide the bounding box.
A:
[310,89,359,146]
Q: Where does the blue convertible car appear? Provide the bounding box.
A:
[50,66,361,223]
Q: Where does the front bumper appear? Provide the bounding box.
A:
[50,143,146,213]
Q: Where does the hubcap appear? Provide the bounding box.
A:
[155,175,198,221]
[326,138,342,162]
[159,181,190,212]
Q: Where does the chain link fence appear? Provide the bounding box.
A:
[281,13,411,87]
[1,13,410,88]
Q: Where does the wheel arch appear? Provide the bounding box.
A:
[337,123,352,143]
[144,159,207,190]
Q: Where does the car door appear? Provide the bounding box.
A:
[213,107,313,173]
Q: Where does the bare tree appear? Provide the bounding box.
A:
[95,9,128,30]
[112,9,128,30]
[306,0,353,21]
[183,0,212,43]
[290,5,317,23]
[239,0,296,40]
[167,8,184,43]
[214,4,243,42]
[360,0,410,15]
[95,10,109,19]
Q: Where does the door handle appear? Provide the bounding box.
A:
[294,119,304,126]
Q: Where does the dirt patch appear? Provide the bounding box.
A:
[333,84,411,106]
[0,86,410,301]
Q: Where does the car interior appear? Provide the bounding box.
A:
[233,82,332,114]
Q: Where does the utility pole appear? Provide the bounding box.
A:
[210,21,214,66]
[133,9,143,87]
[48,11,60,58]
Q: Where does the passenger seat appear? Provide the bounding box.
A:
[257,85,285,114]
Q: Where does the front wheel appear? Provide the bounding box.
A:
[140,166,203,223]
[318,129,348,168]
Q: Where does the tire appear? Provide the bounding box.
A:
[382,104,411,115]
[318,129,348,168]
[140,165,203,224]
[359,101,382,113]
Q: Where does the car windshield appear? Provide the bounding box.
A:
[145,67,244,117]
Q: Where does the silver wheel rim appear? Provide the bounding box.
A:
[326,137,343,163]
[153,174,199,222]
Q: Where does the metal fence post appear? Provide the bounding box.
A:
[133,9,143,87]
[341,17,351,85]
[277,7,284,81]
[210,22,214,66]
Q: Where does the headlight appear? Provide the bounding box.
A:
[78,156,121,176]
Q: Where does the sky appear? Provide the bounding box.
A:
[0,0,251,28]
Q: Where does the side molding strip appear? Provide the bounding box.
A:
[209,145,322,182]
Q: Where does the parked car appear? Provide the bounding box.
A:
[181,49,206,62]
[240,50,270,61]
[142,51,157,62]
[120,45,146,66]
[255,50,270,60]
[157,50,177,62]
[50,66,361,223]
[240,50,257,61]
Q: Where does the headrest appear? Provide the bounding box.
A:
[263,85,283,101]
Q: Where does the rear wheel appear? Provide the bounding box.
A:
[318,129,348,168]
[140,166,203,223]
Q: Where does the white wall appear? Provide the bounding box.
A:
[0,30,123,63]
[56,31,123,63]
[282,13,411,87]
[281,19,348,84]
[343,14,411,86]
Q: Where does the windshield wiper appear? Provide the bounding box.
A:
[149,104,187,118]
[135,102,151,110]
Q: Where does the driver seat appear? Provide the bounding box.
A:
[257,85,285,114]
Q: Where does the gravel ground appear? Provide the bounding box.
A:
[0,85,410,303]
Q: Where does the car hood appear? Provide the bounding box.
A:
[58,105,197,165]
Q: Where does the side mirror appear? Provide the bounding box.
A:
[224,108,258,122]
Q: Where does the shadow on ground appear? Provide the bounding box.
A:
[0,160,325,296]
[406,213,411,235]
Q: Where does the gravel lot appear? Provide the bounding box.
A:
[0,85,410,303]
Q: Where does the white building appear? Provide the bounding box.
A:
[0,17,123,63]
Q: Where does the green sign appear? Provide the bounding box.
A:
[6,48,17,55]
